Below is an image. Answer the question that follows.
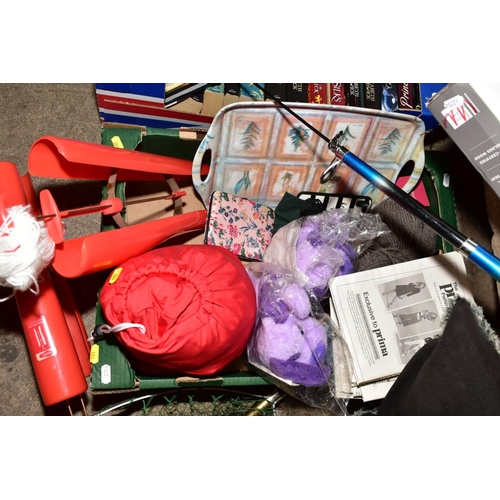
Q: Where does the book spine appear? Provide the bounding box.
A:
[380,83,398,112]
[397,83,416,110]
[358,83,365,108]
[224,83,241,97]
[264,83,287,101]
[287,83,309,102]
[329,83,347,106]
[222,83,241,107]
[412,83,422,111]
[363,83,381,109]
[307,83,328,105]
[346,83,363,107]
[191,91,204,104]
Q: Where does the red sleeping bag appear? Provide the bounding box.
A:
[99,244,257,376]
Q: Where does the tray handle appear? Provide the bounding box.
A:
[192,130,218,207]
[396,149,425,196]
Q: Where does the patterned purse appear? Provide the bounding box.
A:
[204,191,275,261]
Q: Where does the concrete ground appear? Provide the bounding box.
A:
[0,83,498,416]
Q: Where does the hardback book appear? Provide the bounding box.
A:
[222,83,241,107]
[265,83,287,102]
[308,83,329,105]
[363,83,381,109]
[329,83,347,106]
[412,83,422,110]
[224,83,240,96]
[397,83,417,110]
[380,83,399,112]
[287,83,309,103]
[346,83,364,107]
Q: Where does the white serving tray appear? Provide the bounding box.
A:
[192,101,425,208]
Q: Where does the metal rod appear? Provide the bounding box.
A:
[330,142,500,282]
[124,191,186,206]
[37,191,186,221]
[253,83,331,142]
[258,87,500,283]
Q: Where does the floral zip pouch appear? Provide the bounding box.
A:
[204,191,275,261]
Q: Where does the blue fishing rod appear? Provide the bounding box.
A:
[254,83,500,283]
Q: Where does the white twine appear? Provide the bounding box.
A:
[0,205,55,302]
[88,322,146,342]
[100,322,147,334]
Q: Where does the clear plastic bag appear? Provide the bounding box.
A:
[263,208,390,300]
[246,262,354,415]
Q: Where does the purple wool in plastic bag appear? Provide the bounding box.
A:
[280,283,311,319]
[249,267,332,387]
[269,316,331,387]
[258,275,311,322]
[293,211,356,298]
[259,277,291,324]
[255,316,303,367]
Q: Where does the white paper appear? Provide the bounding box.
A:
[328,252,475,401]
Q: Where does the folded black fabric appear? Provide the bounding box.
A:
[272,192,304,234]
[378,297,500,416]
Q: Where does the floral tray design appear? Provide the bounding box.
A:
[192,101,426,208]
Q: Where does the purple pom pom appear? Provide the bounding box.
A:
[269,357,331,387]
[337,243,356,276]
[295,227,356,297]
[281,283,311,319]
[296,218,317,245]
[295,316,328,364]
[254,316,303,367]
[259,278,290,323]
[261,315,331,386]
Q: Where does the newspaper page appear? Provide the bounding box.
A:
[328,252,474,401]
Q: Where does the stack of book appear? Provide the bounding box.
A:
[166,83,439,118]
[95,83,446,130]
[280,83,430,114]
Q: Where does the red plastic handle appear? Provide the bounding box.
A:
[29,136,202,181]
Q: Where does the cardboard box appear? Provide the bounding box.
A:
[95,84,214,129]
[427,83,500,200]
[89,125,271,394]
[89,124,459,398]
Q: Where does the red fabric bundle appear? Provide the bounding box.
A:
[99,245,257,376]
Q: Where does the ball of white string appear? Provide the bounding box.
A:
[0,205,55,301]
